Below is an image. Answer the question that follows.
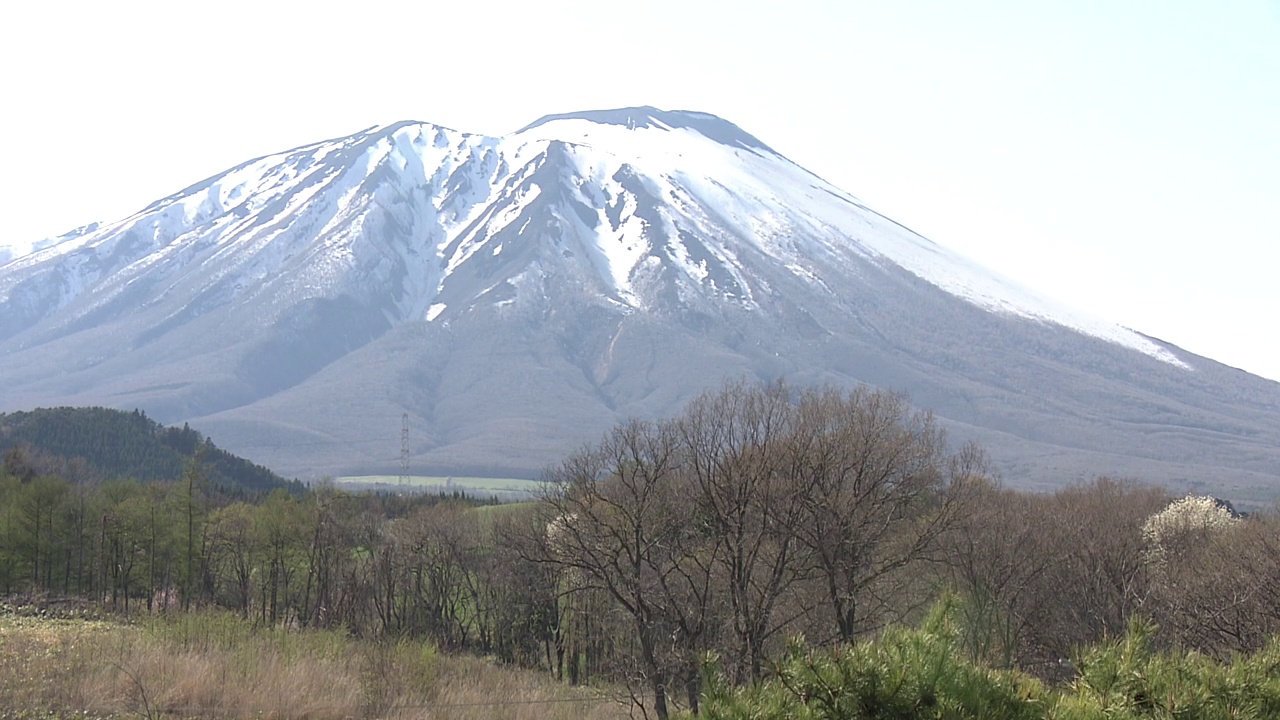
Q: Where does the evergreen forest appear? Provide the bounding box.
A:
[0,406,300,493]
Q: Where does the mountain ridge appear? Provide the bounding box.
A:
[517,106,779,154]
[0,111,1199,367]
[1,107,1276,501]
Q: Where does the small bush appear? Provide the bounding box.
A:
[1052,618,1280,719]
[696,598,1047,720]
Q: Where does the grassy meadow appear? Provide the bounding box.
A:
[0,604,624,720]
[334,475,545,498]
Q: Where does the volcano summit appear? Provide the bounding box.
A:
[1,107,1277,499]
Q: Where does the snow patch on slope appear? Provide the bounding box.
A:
[511,113,1189,369]
[0,108,1190,372]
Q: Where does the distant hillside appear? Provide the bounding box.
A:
[0,407,299,493]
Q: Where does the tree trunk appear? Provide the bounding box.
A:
[685,658,702,716]
[638,627,670,720]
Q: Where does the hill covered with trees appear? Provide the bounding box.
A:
[0,407,299,492]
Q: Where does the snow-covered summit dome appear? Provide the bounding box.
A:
[516,106,776,154]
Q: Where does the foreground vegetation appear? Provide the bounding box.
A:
[10,598,1280,720]
[3,380,1280,719]
[694,599,1280,719]
[0,604,622,719]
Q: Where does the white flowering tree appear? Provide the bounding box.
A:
[1135,495,1280,655]
[1142,495,1239,565]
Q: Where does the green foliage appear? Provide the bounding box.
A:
[695,606,1280,720]
[1053,617,1280,719]
[142,606,350,662]
[695,598,1047,719]
[0,406,299,492]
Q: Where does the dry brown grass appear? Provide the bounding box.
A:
[0,608,628,720]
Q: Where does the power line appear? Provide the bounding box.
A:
[399,412,409,486]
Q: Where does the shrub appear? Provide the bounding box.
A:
[694,598,1047,719]
[1051,616,1280,719]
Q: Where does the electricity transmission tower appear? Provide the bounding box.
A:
[399,413,409,486]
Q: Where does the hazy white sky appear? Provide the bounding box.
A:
[3,0,1278,380]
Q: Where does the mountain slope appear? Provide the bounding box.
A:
[1,107,1277,501]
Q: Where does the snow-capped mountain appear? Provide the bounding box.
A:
[2,107,1277,500]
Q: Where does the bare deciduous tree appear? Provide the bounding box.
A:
[542,419,693,720]
[678,380,810,684]
[790,386,968,644]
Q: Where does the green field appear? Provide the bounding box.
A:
[334,474,545,497]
